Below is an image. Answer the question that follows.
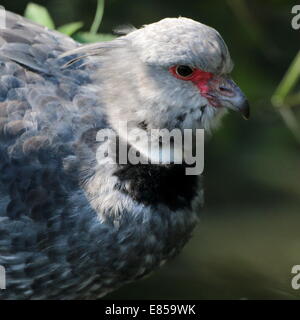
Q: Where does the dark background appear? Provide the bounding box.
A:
[2,0,300,299]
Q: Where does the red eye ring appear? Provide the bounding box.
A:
[169,65,214,95]
[169,65,213,83]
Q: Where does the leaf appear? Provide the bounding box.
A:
[57,22,83,36]
[24,2,55,29]
[73,32,116,43]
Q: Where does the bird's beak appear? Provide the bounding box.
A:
[204,76,250,120]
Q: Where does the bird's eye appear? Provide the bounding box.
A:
[176,65,194,78]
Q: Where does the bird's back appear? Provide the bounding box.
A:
[0,11,106,145]
[0,12,111,299]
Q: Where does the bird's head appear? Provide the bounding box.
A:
[122,17,249,131]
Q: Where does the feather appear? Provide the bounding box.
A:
[113,24,137,35]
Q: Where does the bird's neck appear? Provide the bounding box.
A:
[69,128,202,285]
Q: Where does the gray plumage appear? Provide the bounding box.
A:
[0,12,247,299]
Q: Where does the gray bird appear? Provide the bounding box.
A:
[0,12,249,299]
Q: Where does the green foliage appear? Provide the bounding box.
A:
[228,0,300,142]
[24,0,115,41]
[24,2,55,29]
[57,22,84,36]
[271,52,300,142]
[90,0,105,34]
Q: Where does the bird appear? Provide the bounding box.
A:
[0,11,249,299]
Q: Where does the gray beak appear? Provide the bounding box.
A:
[216,78,250,120]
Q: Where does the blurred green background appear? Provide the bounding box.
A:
[2,0,300,299]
